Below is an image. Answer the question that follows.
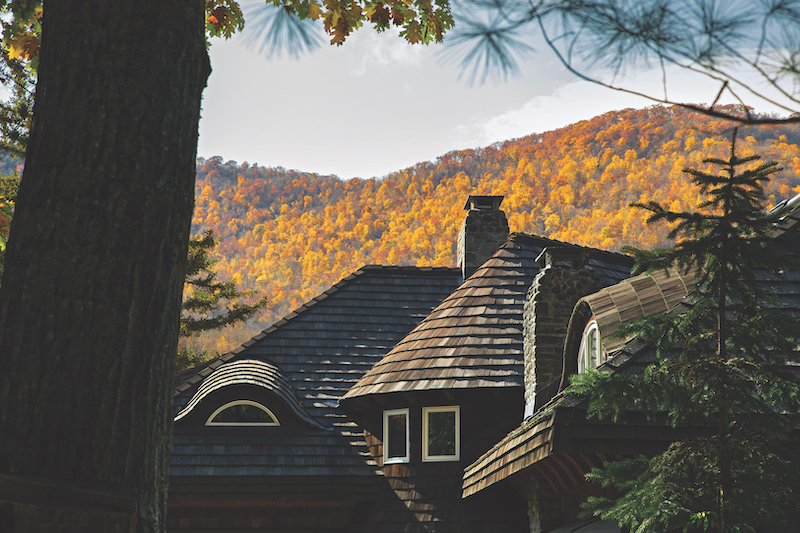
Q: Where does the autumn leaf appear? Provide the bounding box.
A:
[368,2,391,27]
[332,15,350,45]
[390,5,405,25]
[6,32,39,61]
[402,20,421,43]
[426,11,443,42]
[308,0,323,20]
[205,1,245,39]
[207,6,228,31]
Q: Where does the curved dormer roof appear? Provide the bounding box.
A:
[342,233,634,402]
[571,265,698,355]
[174,359,323,429]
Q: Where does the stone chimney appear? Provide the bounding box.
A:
[523,247,602,416]
[457,195,509,279]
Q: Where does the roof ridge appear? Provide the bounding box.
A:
[358,264,460,274]
[506,232,633,263]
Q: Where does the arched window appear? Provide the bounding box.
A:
[578,320,605,373]
[206,400,280,426]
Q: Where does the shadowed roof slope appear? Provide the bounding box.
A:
[342,234,634,401]
[170,265,462,486]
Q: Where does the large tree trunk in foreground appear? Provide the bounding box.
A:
[0,1,210,531]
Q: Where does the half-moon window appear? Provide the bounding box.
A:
[578,320,605,373]
[206,400,280,426]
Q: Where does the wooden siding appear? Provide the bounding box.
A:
[354,389,529,533]
[463,252,800,498]
[462,392,709,498]
[169,475,381,503]
[462,409,555,497]
[167,500,363,532]
[170,266,462,505]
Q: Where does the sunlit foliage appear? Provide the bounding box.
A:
[190,106,800,354]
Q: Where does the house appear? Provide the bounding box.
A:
[167,196,636,532]
[168,264,463,531]
[461,194,800,532]
[168,193,800,532]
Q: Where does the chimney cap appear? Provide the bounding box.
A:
[464,195,504,210]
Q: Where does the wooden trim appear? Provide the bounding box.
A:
[383,408,410,464]
[205,399,280,426]
[422,405,460,462]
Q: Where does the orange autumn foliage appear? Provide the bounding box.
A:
[190,106,800,353]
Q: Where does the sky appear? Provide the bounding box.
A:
[198,21,792,180]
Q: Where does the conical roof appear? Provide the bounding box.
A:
[342,234,633,401]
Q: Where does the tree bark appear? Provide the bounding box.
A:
[0,1,210,532]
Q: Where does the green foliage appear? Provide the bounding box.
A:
[0,54,33,157]
[575,130,800,532]
[176,230,269,371]
[182,229,268,339]
[0,2,38,157]
[267,0,454,46]
[175,346,215,373]
[0,172,19,265]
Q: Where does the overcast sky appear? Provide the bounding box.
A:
[198,25,791,180]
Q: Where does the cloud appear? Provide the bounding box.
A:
[476,65,796,145]
[346,27,427,76]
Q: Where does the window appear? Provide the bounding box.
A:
[578,320,605,373]
[422,406,460,462]
[383,409,409,464]
[206,400,280,426]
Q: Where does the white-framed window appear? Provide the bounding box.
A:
[205,400,280,426]
[422,406,460,462]
[383,408,410,464]
[578,319,605,373]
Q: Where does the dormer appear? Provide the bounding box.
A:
[174,359,326,430]
[559,266,698,390]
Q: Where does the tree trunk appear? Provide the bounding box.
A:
[0,1,210,532]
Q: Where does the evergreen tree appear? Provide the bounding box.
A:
[177,230,268,370]
[572,130,800,532]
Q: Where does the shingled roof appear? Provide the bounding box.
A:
[341,233,634,402]
[463,195,800,499]
[170,265,462,501]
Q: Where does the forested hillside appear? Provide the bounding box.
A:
[188,106,800,354]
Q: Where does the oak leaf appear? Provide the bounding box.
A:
[332,15,350,45]
[308,0,323,20]
[403,20,421,44]
[369,2,391,27]
[390,5,405,25]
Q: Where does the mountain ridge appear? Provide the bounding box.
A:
[187,105,800,354]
